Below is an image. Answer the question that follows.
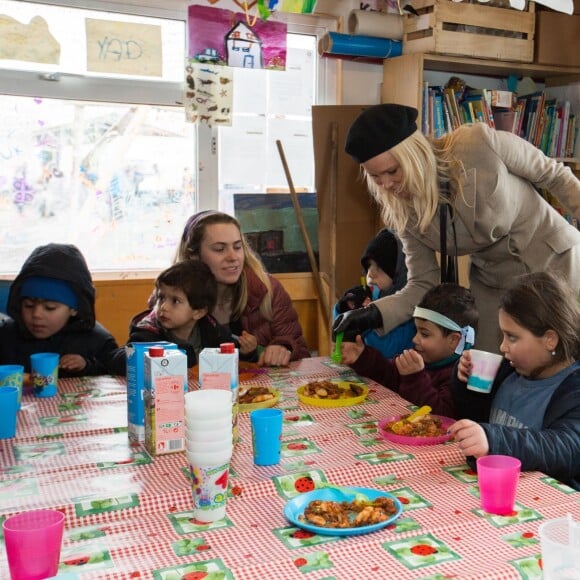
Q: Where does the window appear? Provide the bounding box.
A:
[0,95,196,272]
[0,1,336,274]
[219,33,317,204]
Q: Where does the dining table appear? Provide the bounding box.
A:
[1,356,578,580]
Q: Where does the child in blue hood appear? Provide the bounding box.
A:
[334,228,415,358]
[0,243,124,376]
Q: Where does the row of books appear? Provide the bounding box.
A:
[512,92,576,159]
[422,83,577,159]
[422,83,496,138]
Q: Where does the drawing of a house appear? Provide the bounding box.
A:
[225,21,263,69]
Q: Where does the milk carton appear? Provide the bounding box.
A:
[144,347,188,456]
[126,341,178,443]
[198,343,239,442]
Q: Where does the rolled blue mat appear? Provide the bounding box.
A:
[319,32,402,59]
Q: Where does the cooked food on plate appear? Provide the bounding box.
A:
[302,380,364,400]
[300,497,398,528]
[239,386,276,405]
[382,414,444,437]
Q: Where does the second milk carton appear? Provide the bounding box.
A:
[198,343,239,442]
[126,341,179,443]
[144,346,188,456]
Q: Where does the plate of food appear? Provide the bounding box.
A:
[297,380,368,408]
[238,386,280,412]
[284,486,402,536]
[378,413,455,446]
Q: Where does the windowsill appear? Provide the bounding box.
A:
[90,270,164,281]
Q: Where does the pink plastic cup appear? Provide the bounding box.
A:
[3,509,65,580]
[476,455,521,515]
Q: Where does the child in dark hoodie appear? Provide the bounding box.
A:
[129,260,257,367]
[334,228,415,358]
[0,243,124,376]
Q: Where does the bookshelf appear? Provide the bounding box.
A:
[381,53,580,162]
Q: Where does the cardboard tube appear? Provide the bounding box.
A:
[318,32,402,59]
[348,10,404,40]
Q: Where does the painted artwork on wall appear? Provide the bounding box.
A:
[233,193,318,273]
[187,4,287,70]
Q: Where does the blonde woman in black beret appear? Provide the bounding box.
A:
[333,103,580,352]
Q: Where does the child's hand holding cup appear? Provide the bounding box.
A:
[462,349,503,394]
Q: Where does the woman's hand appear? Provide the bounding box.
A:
[395,349,424,376]
[332,303,382,340]
[457,350,473,383]
[258,344,291,367]
[59,354,86,372]
[448,419,489,458]
[238,330,258,355]
[340,334,365,365]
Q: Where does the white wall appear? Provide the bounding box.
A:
[341,60,384,104]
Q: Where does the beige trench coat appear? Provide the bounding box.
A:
[373,123,580,352]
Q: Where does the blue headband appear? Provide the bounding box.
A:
[21,276,78,309]
[413,306,475,354]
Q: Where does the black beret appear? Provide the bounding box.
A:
[345,104,419,163]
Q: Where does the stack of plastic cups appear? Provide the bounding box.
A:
[185,389,233,523]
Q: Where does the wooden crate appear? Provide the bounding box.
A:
[403,0,535,63]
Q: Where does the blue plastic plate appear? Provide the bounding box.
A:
[283,486,403,536]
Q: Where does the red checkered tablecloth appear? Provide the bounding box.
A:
[1,357,578,579]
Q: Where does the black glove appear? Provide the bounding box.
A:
[336,285,372,314]
[332,303,382,341]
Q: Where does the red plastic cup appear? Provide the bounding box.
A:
[476,455,521,515]
[3,509,65,580]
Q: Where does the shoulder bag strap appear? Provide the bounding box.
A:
[439,183,459,284]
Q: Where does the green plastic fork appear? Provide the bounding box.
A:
[331,332,344,364]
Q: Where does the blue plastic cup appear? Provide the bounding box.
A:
[0,386,18,439]
[0,364,24,410]
[30,353,59,398]
[250,408,283,466]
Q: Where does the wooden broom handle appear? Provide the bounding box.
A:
[276,140,331,332]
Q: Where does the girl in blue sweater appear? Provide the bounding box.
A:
[450,272,580,490]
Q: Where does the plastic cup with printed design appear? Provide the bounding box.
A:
[467,349,503,394]
[186,448,232,523]
[187,459,231,523]
[0,365,24,410]
[250,408,283,466]
[30,353,59,398]
[3,509,65,580]
[476,455,521,515]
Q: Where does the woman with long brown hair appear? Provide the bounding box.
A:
[176,210,309,366]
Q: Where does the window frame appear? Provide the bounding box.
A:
[0,1,338,276]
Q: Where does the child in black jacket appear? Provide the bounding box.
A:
[0,243,124,376]
[129,261,256,367]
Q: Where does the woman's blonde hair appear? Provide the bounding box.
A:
[364,130,465,235]
[175,211,273,321]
